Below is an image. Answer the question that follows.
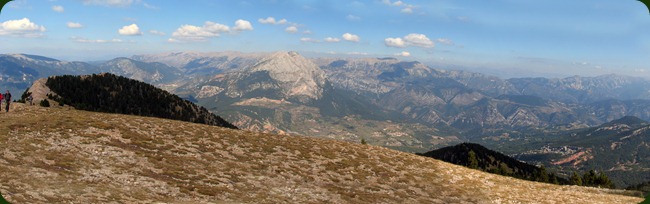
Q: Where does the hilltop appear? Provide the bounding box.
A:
[25,73,236,129]
[0,103,643,203]
[419,143,568,184]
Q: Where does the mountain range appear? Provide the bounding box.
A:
[4,51,650,189]
[4,51,650,152]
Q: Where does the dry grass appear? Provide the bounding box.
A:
[0,103,644,203]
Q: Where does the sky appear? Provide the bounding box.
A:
[0,0,649,78]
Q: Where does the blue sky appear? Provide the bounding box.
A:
[0,0,649,78]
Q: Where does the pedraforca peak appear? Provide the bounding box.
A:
[248,51,327,101]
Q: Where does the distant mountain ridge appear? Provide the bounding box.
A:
[98,58,182,84]
[5,52,650,152]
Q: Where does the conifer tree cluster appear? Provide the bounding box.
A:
[44,73,237,129]
[419,143,621,188]
[419,143,567,185]
[577,170,615,188]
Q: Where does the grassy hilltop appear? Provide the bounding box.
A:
[0,103,643,203]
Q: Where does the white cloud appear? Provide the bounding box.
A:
[346,14,361,21]
[71,36,124,43]
[395,51,410,57]
[149,30,165,36]
[168,19,253,42]
[66,22,83,28]
[324,37,340,42]
[384,37,406,48]
[385,34,435,48]
[258,17,275,24]
[285,26,298,33]
[302,30,312,35]
[82,0,137,7]
[169,21,230,42]
[52,5,64,13]
[0,18,46,38]
[204,22,230,33]
[258,17,287,25]
[404,33,434,48]
[401,7,412,14]
[118,23,142,36]
[436,38,454,45]
[171,25,219,41]
[382,0,402,7]
[300,37,320,43]
[382,0,417,14]
[342,33,360,42]
[233,19,253,32]
[143,2,158,9]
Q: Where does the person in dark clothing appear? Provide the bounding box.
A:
[4,90,10,112]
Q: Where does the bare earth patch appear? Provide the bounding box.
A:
[0,103,643,203]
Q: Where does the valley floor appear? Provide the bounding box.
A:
[0,103,644,203]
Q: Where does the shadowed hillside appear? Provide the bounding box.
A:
[419,143,568,184]
[0,103,643,203]
[27,73,236,129]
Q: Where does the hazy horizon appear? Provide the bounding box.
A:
[1,0,649,78]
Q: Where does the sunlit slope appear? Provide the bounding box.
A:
[0,103,643,203]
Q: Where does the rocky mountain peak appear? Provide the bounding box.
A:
[248,51,327,100]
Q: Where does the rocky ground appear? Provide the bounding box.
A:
[0,103,644,203]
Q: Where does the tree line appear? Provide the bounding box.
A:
[419,143,615,188]
[43,73,237,129]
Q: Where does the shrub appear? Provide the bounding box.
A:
[40,99,50,107]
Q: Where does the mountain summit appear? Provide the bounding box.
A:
[248,51,327,101]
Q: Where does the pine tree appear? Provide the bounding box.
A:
[468,150,479,169]
[570,171,582,186]
[583,170,596,187]
[550,173,559,185]
[495,162,509,176]
[538,165,549,183]
[595,172,615,188]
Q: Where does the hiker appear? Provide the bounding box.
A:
[0,92,3,110]
[4,90,10,112]
[28,95,33,106]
